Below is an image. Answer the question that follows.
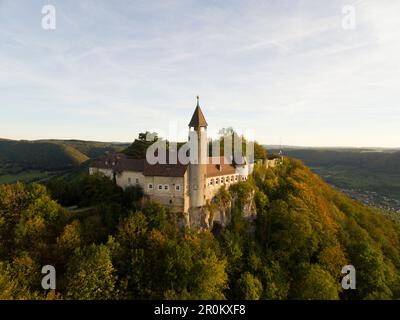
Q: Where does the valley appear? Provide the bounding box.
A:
[267,147,400,213]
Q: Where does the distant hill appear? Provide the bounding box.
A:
[268,148,400,172]
[267,147,400,207]
[0,139,128,184]
[39,139,129,159]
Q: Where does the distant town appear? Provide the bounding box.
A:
[339,188,400,214]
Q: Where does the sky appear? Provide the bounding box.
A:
[0,0,399,147]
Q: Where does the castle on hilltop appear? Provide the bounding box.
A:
[89,98,280,226]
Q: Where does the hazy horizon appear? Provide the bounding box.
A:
[1,0,400,147]
[1,135,399,150]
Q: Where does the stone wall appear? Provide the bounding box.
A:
[187,186,256,231]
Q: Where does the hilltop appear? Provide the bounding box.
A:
[1,157,399,299]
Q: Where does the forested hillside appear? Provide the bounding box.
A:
[1,158,399,300]
[0,139,128,184]
[41,140,129,159]
[269,148,400,210]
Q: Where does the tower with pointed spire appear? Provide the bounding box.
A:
[188,96,208,209]
[89,96,252,229]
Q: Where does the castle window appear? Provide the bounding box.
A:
[216,178,219,184]
[128,177,132,185]
[158,184,163,190]
[148,183,153,190]
[135,178,139,184]
[231,176,234,182]
[169,199,173,204]
[164,185,169,190]
[210,179,214,185]
[235,176,238,181]
[175,185,180,191]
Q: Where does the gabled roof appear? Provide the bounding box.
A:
[90,153,242,178]
[206,156,236,177]
[143,162,188,177]
[189,96,208,127]
[90,153,188,177]
[117,158,145,172]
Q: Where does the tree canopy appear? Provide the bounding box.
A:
[1,158,400,300]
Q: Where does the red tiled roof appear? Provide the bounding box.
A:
[117,158,145,172]
[206,157,236,177]
[91,154,237,178]
[90,153,188,177]
[143,162,188,177]
[90,153,128,170]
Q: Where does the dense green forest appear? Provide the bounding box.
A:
[1,158,399,300]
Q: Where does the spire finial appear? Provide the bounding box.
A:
[189,96,208,127]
